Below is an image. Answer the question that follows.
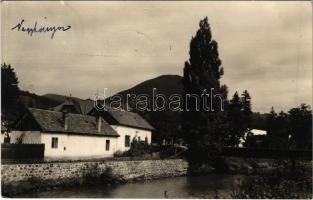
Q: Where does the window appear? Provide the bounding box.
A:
[51,137,58,149]
[125,135,130,147]
[106,140,110,151]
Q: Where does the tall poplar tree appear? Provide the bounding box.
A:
[182,17,228,165]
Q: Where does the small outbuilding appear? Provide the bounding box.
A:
[239,129,268,148]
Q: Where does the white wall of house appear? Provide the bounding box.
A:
[111,125,152,152]
[1,133,5,143]
[239,129,268,147]
[8,127,151,158]
[250,129,267,136]
[41,133,118,159]
[10,131,41,144]
[9,131,118,159]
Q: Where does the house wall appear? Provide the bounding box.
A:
[9,131,41,144]
[1,133,5,143]
[112,125,152,152]
[41,133,117,159]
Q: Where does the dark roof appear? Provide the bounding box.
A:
[1,123,7,132]
[105,108,154,130]
[27,108,119,137]
[74,99,95,115]
[53,98,94,115]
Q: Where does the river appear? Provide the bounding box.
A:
[16,174,246,198]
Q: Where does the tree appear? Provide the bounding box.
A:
[182,17,228,165]
[266,106,296,149]
[225,90,253,147]
[1,63,20,123]
[275,111,290,143]
[288,104,312,150]
[241,90,252,128]
[226,92,245,147]
[265,104,312,150]
[266,107,277,136]
[125,137,151,157]
[269,111,290,149]
[1,63,20,109]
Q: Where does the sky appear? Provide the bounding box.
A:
[2,1,312,113]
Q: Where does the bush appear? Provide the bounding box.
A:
[113,150,124,157]
[232,162,312,199]
[83,163,120,185]
[124,138,151,157]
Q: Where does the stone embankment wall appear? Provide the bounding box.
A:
[1,159,188,196]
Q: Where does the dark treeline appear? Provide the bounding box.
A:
[181,17,312,167]
[244,105,312,150]
[264,105,311,150]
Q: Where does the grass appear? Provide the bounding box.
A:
[231,161,312,199]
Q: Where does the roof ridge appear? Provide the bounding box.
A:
[105,108,154,130]
[25,107,119,137]
[28,107,95,119]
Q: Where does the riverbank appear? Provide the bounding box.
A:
[1,159,188,197]
[2,157,311,197]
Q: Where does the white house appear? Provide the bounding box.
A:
[8,96,154,159]
[88,107,154,152]
[11,108,120,159]
[239,129,267,147]
[55,98,154,152]
[250,129,267,136]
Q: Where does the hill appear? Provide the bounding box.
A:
[20,91,62,109]
[107,75,183,112]
[116,74,183,98]
[2,74,268,142]
[2,91,86,123]
[42,94,85,104]
[2,91,62,123]
[106,75,184,143]
[108,74,268,142]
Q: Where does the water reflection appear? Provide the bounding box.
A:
[17,174,245,198]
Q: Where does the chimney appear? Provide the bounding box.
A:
[62,111,69,130]
[97,116,102,132]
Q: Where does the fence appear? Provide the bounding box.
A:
[1,144,45,162]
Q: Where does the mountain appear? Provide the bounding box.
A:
[43,94,84,104]
[106,75,183,111]
[107,74,268,142]
[19,91,61,109]
[115,74,183,100]
[106,75,184,143]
